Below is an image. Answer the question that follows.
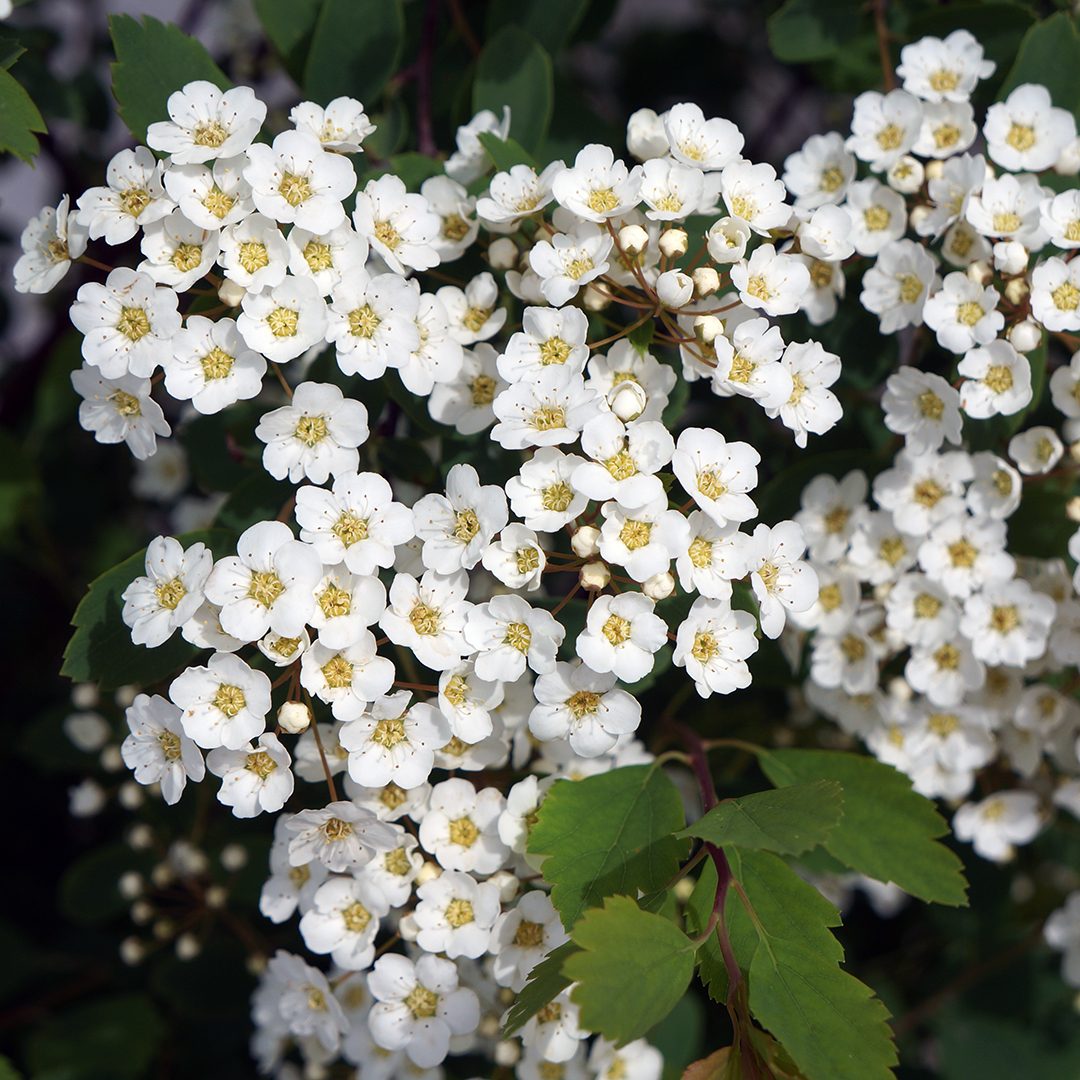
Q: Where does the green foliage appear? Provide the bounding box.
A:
[759,749,968,906]
[61,530,228,689]
[473,26,553,153]
[303,0,405,110]
[767,0,868,63]
[109,16,230,143]
[527,764,689,928]
[59,844,151,926]
[0,64,45,163]
[563,896,697,1044]
[485,0,591,55]
[679,781,844,856]
[254,0,322,74]
[1000,12,1080,116]
[477,131,538,171]
[502,941,578,1035]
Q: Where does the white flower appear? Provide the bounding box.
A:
[237,275,328,363]
[14,195,87,294]
[419,778,508,874]
[797,203,855,261]
[706,217,751,263]
[573,413,673,507]
[308,567,386,649]
[953,791,1042,862]
[413,463,508,573]
[478,162,563,223]
[529,225,613,305]
[845,178,906,256]
[437,662,503,744]
[122,535,212,647]
[530,661,641,756]
[359,834,424,908]
[847,510,917,584]
[367,953,480,1068]
[770,340,842,448]
[204,520,321,640]
[287,221,368,296]
[120,693,204,804]
[672,426,759,526]
[340,691,450,789]
[147,81,265,163]
[957,338,1032,418]
[414,870,501,959]
[794,470,867,563]
[491,890,568,990]
[961,579,1056,666]
[552,143,642,222]
[1031,256,1080,332]
[918,515,1014,599]
[587,339,677,421]
[498,306,590,383]
[422,174,480,262]
[285,800,400,873]
[897,30,995,102]
[300,635,395,718]
[872,449,973,535]
[290,96,374,152]
[379,570,472,672]
[673,597,758,697]
[882,366,962,454]
[905,638,985,708]
[1045,893,1080,987]
[71,366,170,459]
[353,173,441,274]
[218,211,289,291]
[520,989,587,1063]
[429,343,507,435]
[505,448,589,534]
[1040,189,1080,249]
[787,565,860,635]
[712,318,792,409]
[590,1038,663,1080]
[465,594,564,681]
[481,523,546,592]
[163,156,253,230]
[721,160,789,234]
[810,627,879,695]
[730,244,810,317]
[984,83,1076,173]
[295,471,415,575]
[1009,425,1063,476]
[75,146,173,244]
[299,874,388,970]
[966,451,1022,519]
[599,496,690,583]
[164,316,266,414]
[261,819,329,922]
[782,131,856,207]
[446,106,510,184]
[491,368,596,450]
[913,100,977,158]
[328,271,420,378]
[207,731,294,818]
[70,267,181,379]
[256,380,368,484]
[860,239,936,333]
[437,272,506,345]
[577,591,667,683]
[675,512,745,598]
[744,521,818,639]
[169,651,271,749]
[663,102,743,169]
[265,950,348,1052]
[639,158,705,221]
[1050,349,1080,417]
[965,172,1044,244]
[848,88,923,170]
[398,291,464,395]
[884,572,958,648]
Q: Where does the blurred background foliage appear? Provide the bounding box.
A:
[3,0,1080,1076]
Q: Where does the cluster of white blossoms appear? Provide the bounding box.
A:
[28,22,1080,1071]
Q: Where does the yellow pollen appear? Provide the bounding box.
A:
[876,123,904,150]
[697,470,727,499]
[727,352,755,383]
[278,172,312,207]
[947,539,978,567]
[929,69,959,92]
[1067,220,1080,243]
[655,193,683,213]
[267,306,299,337]
[294,415,328,446]
[322,817,353,842]
[158,730,182,761]
[918,390,944,419]
[109,390,142,417]
[374,219,401,251]
[537,1002,563,1024]
[212,683,246,718]
[730,194,756,221]
[863,205,891,231]
[1036,436,1056,463]
[410,601,440,636]
[820,166,844,192]
[746,274,771,301]
[471,374,496,405]
[691,631,719,664]
[824,505,849,534]
[332,512,369,547]
[532,405,566,431]
[809,260,834,289]
[819,583,842,612]
[445,898,474,927]
[346,304,381,339]
[934,643,961,670]
[1052,282,1080,312]
[441,736,467,757]
[307,988,327,1011]
[462,306,492,333]
[289,863,311,887]
[200,346,235,380]
[271,636,301,658]
[453,509,481,544]
[990,604,1019,634]
[688,536,713,568]
[381,782,409,809]
[171,242,203,273]
[404,985,439,1019]
[913,479,944,507]
[602,614,631,645]
[322,655,354,689]
[565,256,594,281]
[566,690,602,719]
[248,570,285,607]
[840,634,866,662]
[539,336,572,365]
[342,901,371,933]
[1006,122,1036,152]
[983,365,1014,394]
[448,816,479,847]
[303,240,333,273]
[317,583,352,619]
[384,846,411,874]
[757,561,780,593]
[505,621,532,653]
[203,186,234,219]
[442,674,468,708]
[898,273,923,304]
[956,301,984,327]
[542,481,575,512]
[513,919,545,948]
[117,306,151,342]
[516,547,541,575]
[604,449,638,481]
[154,578,187,610]
[245,749,278,779]
[442,213,470,241]
[992,212,1022,233]
[192,121,228,148]
[914,592,942,619]
[928,712,959,737]
[933,123,961,150]
[587,187,619,214]
[619,518,652,550]
[120,187,150,218]
[47,237,69,262]
[238,241,269,274]
[789,373,807,405]
[879,536,907,565]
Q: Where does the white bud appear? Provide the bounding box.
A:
[100,745,124,773]
[706,216,750,263]
[277,700,312,735]
[152,918,175,941]
[218,278,245,307]
[626,107,669,161]
[175,932,201,961]
[673,877,696,902]
[659,228,688,258]
[1008,319,1042,353]
[608,380,648,422]
[1069,497,1080,523]
[656,269,694,308]
[618,224,649,256]
[479,1015,501,1040]
[118,782,144,811]
[643,571,675,601]
[63,711,110,752]
[246,953,268,976]
[494,1040,522,1067]
[965,259,992,286]
[580,561,611,591]
[582,282,611,311]
[131,900,154,925]
[128,823,154,851]
[114,685,138,709]
[886,154,924,194]
[150,863,174,888]
[120,937,145,966]
[487,870,521,903]
[220,843,248,871]
[416,860,442,886]
[71,682,99,709]
[118,871,143,900]
[887,676,913,703]
[487,236,518,271]
[692,266,720,298]
[993,240,1028,276]
[1056,137,1080,176]
[398,912,419,941]
[571,525,601,558]
[694,314,723,345]
[204,885,228,909]
[908,205,931,233]
[1070,440,1080,465]
[924,160,945,181]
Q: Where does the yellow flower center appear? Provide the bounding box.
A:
[172,242,203,273]
[322,655,354,688]
[984,365,1014,394]
[193,121,229,148]
[245,749,278,779]
[448,816,479,847]
[619,518,652,550]
[117,306,151,342]
[332,511,369,547]
[213,683,246,718]
[445,898,474,927]
[513,919,545,948]
[120,187,151,218]
[318,583,352,619]
[294,415,328,446]
[238,241,269,274]
[410,601,440,636]
[587,187,619,214]
[602,614,632,645]
[248,570,285,607]
[155,578,187,610]
[303,240,333,273]
[201,346,235,380]
[689,536,713,568]
[110,390,142,416]
[542,481,575,512]
[566,690,602,719]
[268,307,299,338]
[1006,122,1036,152]
[278,172,312,207]
[505,621,532,653]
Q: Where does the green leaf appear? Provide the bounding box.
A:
[473,26,553,153]
[477,131,538,172]
[109,16,230,144]
[527,763,688,928]
[628,317,656,355]
[486,0,590,54]
[759,749,968,906]
[647,991,706,1080]
[253,0,322,59]
[1000,12,1080,117]
[303,0,405,109]
[679,781,843,857]
[0,1054,21,1080]
[0,65,45,162]
[767,0,867,63]
[388,152,443,192]
[563,896,696,1045]
[728,848,897,1080]
[61,529,229,690]
[502,941,579,1035]
[59,843,151,925]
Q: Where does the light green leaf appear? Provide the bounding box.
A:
[564,896,696,1045]
[502,941,579,1036]
[303,0,405,109]
[109,16,231,144]
[679,781,844,856]
[527,764,688,928]
[477,131,538,171]
[473,26,553,153]
[1000,12,1080,117]
[759,748,968,906]
[485,0,590,54]
[767,0,868,63]
[253,0,322,59]
[0,65,44,163]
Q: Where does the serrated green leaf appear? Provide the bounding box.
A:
[109,16,230,144]
[473,26,553,153]
[0,65,44,163]
[502,941,579,1035]
[477,131,538,172]
[759,749,968,906]
[527,764,688,928]
[61,529,229,690]
[1000,12,1080,117]
[679,781,843,856]
[563,896,696,1045]
[767,0,868,63]
[253,0,322,59]
[303,0,404,108]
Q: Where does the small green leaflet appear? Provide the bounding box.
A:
[473,26,554,152]
[563,896,696,1046]
[527,764,688,928]
[678,780,843,856]
[0,65,44,163]
[109,16,231,144]
[1000,12,1080,120]
[477,131,538,172]
[759,749,968,906]
[502,941,578,1036]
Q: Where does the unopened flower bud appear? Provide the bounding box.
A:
[1067,496,1080,523]
[608,380,648,422]
[114,685,137,708]
[993,240,1028,276]
[673,877,696,902]
[908,205,931,233]
[71,683,99,709]
[175,932,201,961]
[656,269,693,308]
[581,561,611,591]
[128,823,154,851]
[494,1039,522,1067]
[220,843,248,871]
[643,571,675,601]
[1008,319,1042,353]
[218,278,245,307]
[706,216,750,263]
[416,860,442,886]
[100,745,124,772]
[692,266,720,298]
[618,224,649,256]
[118,782,144,811]
[277,700,312,735]
[886,154,924,194]
[626,107,668,161]
[131,900,154,925]
[571,525,600,558]
[966,259,992,286]
[887,676,913,703]
[1004,277,1030,306]
[204,885,228,909]
[120,937,145,966]
[398,913,419,941]
[694,314,723,345]
[1056,137,1080,176]
[487,236,518,270]
[582,282,611,311]
[659,228,688,259]
[487,870,520,903]
[1070,441,1080,465]
[479,1015,501,1039]
[924,160,945,181]
[119,871,143,900]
